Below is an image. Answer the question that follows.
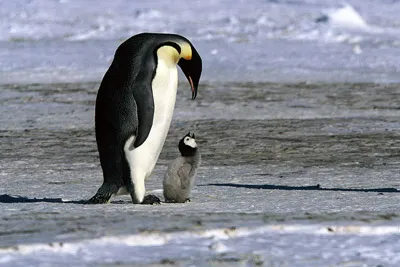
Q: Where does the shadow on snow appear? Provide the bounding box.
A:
[0,194,86,204]
[201,183,400,193]
[1,183,398,204]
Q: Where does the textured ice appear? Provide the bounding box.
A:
[1,224,400,266]
[1,81,400,266]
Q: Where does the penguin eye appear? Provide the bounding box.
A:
[185,137,190,142]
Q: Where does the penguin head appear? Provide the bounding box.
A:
[156,40,201,100]
[133,33,201,100]
[176,41,202,100]
[179,132,198,157]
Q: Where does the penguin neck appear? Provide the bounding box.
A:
[179,145,198,158]
[151,47,179,122]
[156,46,181,65]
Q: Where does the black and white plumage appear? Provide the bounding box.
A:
[163,132,201,203]
[88,33,202,204]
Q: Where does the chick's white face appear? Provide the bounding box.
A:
[184,136,197,148]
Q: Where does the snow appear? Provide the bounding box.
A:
[322,4,371,30]
[1,224,400,266]
[0,0,400,83]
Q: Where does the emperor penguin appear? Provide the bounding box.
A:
[163,132,201,203]
[88,33,202,204]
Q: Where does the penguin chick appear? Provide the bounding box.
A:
[163,132,201,203]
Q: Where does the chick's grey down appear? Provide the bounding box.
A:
[163,134,201,203]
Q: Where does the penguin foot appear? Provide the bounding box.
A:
[141,195,161,205]
[164,198,175,203]
[86,193,112,204]
[86,183,118,204]
[164,198,191,203]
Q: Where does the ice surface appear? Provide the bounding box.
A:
[1,224,400,266]
[1,82,400,266]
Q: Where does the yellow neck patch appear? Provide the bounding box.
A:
[179,42,192,60]
[156,42,192,64]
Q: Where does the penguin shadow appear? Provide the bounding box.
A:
[200,183,400,193]
[0,194,163,204]
[0,194,87,204]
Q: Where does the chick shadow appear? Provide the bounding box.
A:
[200,183,400,193]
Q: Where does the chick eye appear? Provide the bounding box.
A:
[185,137,190,142]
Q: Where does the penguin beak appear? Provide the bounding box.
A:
[178,45,202,100]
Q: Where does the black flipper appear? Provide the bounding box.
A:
[130,79,155,149]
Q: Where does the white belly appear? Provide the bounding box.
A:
[123,58,178,195]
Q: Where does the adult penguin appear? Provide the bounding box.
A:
[88,33,202,204]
